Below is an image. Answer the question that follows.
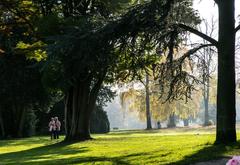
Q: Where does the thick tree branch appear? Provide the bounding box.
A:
[214,0,219,4]
[235,24,240,33]
[177,24,218,47]
[88,69,107,112]
[179,44,214,61]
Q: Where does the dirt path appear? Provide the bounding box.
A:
[193,158,228,165]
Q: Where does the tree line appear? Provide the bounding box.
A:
[0,0,239,145]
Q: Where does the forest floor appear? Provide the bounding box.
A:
[0,126,240,165]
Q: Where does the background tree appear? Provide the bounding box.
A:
[194,18,217,126]
[40,0,180,141]
[0,0,57,138]
[174,0,240,143]
[0,0,201,142]
[120,77,201,128]
[36,86,115,135]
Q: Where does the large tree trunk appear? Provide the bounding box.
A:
[204,97,209,126]
[64,82,91,141]
[64,76,104,142]
[0,110,5,138]
[183,119,189,127]
[3,104,22,138]
[203,83,210,126]
[203,46,210,126]
[216,0,236,144]
[17,108,26,138]
[64,87,73,139]
[202,19,215,126]
[168,113,176,128]
[11,104,19,138]
[145,73,152,130]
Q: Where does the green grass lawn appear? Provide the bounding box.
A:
[0,127,240,165]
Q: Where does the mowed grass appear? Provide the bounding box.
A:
[1,127,240,165]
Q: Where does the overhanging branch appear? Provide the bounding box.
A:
[177,24,218,47]
[179,43,214,61]
[157,43,214,102]
[214,0,219,4]
[235,24,240,33]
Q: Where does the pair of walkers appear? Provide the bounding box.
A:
[48,117,61,139]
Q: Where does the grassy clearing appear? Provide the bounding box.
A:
[0,127,240,165]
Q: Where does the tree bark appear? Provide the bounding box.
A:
[145,73,152,130]
[215,0,236,144]
[157,121,161,129]
[0,109,5,138]
[168,113,176,128]
[202,41,212,126]
[64,81,91,141]
[64,87,73,139]
[64,75,104,142]
[204,97,209,126]
[17,108,26,138]
[11,104,18,138]
[183,119,189,127]
[203,73,210,126]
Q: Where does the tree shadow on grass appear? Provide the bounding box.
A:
[0,140,155,165]
[14,153,147,165]
[170,141,240,165]
[0,137,49,147]
[0,141,89,165]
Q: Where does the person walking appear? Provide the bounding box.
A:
[54,117,61,139]
[48,117,56,140]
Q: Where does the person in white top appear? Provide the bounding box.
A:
[54,117,61,139]
[48,117,56,140]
